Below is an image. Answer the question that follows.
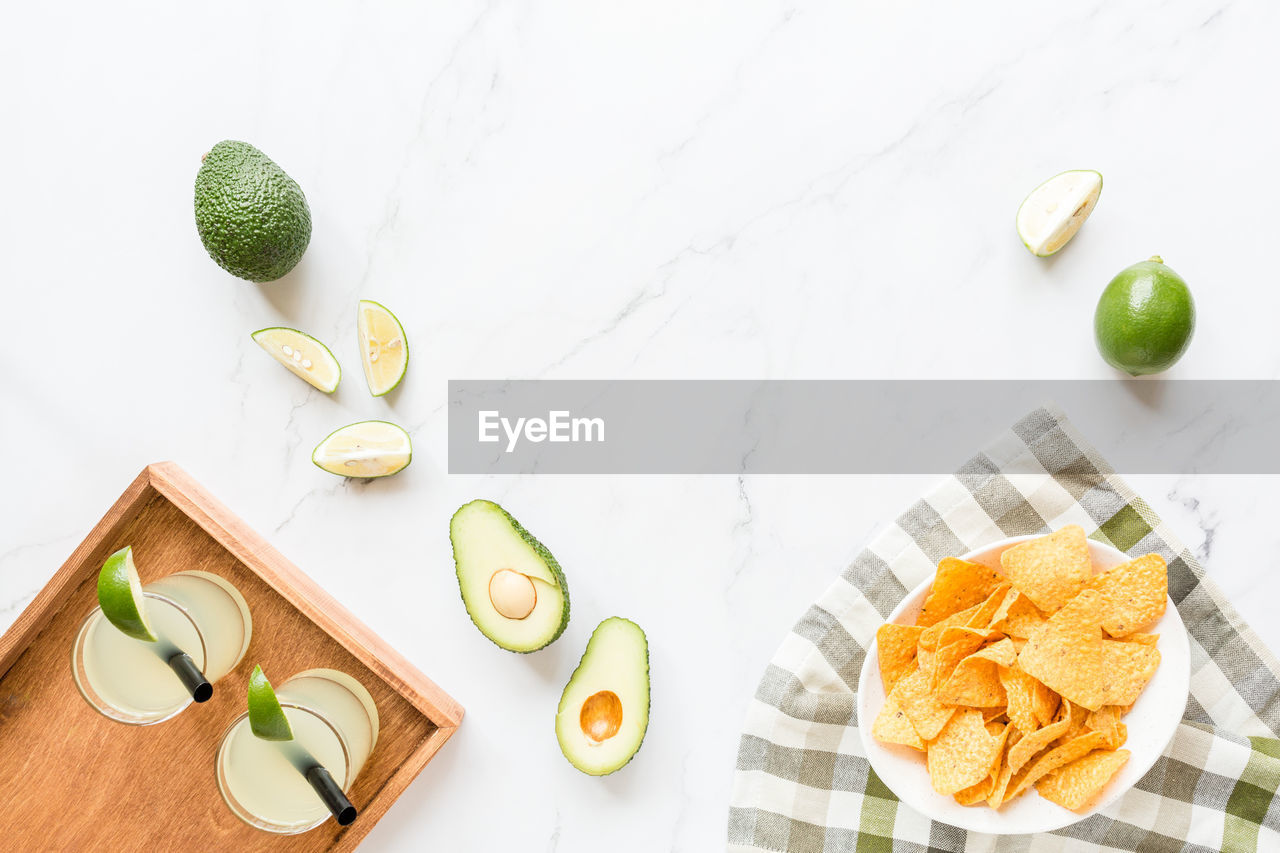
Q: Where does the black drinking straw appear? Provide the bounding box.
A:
[304,764,357,825]
[166,651,213,703]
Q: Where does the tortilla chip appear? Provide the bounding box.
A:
[1006,702,1073,776]
[999,665,1043,733]
[877,623,924,694]
[1086,553,1168,637]
[988,590,1046,638]
[1098,640,1160,706]
[937,640,1016,707]
[931,627,990,690]
[1018,591,1117,710]
[917,557,1005,627]
[872,683,926,750]
[897,668,956,741]
[916,647,936,683]
[967,583,1013,630]
[919,604,982,649]
[1005,730,1111,802]
[1128,632,1160,646]
[1000,526,1092,613]
[954,774,997,806]
[927,709,1005,795]
[1035,749,1130,811]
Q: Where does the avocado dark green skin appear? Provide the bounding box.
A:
[450,499,571,653]
[194,141,311,283]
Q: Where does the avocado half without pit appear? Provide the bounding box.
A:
[450,500,570,653]
[556,617,650,775]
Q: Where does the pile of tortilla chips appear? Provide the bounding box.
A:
[871,526,1167,812]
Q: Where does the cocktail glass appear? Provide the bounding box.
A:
[216,668,379,834]
[71,570,252,725]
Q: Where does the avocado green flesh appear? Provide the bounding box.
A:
[194,140,311,283]
[450,500,569,653]
[556,617,650,776]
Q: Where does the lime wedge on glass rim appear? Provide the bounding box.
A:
[97,546,157,642]
[356,300,408,397]
[251,327,342,393]
[248,664,294,741]
[312,420,412,478]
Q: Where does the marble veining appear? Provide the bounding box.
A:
[4,1,1280,850]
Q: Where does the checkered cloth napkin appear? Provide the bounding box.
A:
[728,406,1280,852]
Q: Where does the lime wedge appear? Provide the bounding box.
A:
[1016,170,1102,257]
[248,665,294,741]
[313,420,412,478]
[96,546,157,642]
[251,327,342,393]
[356,300,408,396]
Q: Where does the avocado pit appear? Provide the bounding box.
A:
[579,690,623,743]
[488,568,537,620]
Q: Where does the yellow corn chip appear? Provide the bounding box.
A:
[954,774,997,806]
[1006,730,1111,802]
[1018,591,1119,711]
[916,647,935,682]
[1006,701,1073,776]
[1035,749,1130,811]
[871,682,926,750]
[999,665,1043,733]
[931,626,990,690]
[967,583,1013,630]
[1128,632,1160,646]
[897,668,956,740]
[917,557,1005,627]
[1098,639,1160,706]
[1031,680,1060,728]
[918,604,979,649]
[1087,553,1167,638]
[1000,526,1092,613]
[877,623,924,694]
[937,639,1017,707]
[927,709,1004,795]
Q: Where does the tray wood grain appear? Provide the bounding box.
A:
[0,463,462,851]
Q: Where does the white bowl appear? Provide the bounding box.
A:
[856,535,1190,835]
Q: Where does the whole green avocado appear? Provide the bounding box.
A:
[194,141,311,283]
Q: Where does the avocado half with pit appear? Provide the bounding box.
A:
[450,499,570,653]
[556,617,650,775]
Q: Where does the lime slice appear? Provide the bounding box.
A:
[251,327,341,393]
[313,420,412,478]
[356,300,408,396]
[1016,170,1102,257]
[248,665,294,741]
[96,546,157,642]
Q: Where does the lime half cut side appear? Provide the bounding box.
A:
[248,665,294,741]
[313,420,412,478]
[1016,170,1102,257]
[357,300,408,396]
[252,327,342,393]
[97,546,157,642]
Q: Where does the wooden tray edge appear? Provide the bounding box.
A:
[330,724,460,852]
[0,468,155,678]
[144,462,464,729]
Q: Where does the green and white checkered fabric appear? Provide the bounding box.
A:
[729,406,1280,852]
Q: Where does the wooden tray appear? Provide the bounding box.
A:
[0,463,463,851]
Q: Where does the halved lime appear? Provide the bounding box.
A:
[1016,170,1102,257]
[251,327,342,393]
[356,300,408,396]
[248,664,294,741]
[97,546,157,642]
[313,420,412,478]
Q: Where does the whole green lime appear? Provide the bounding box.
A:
[1094,256,1195,375]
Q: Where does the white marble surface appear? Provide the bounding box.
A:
[4,1,1280,850]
